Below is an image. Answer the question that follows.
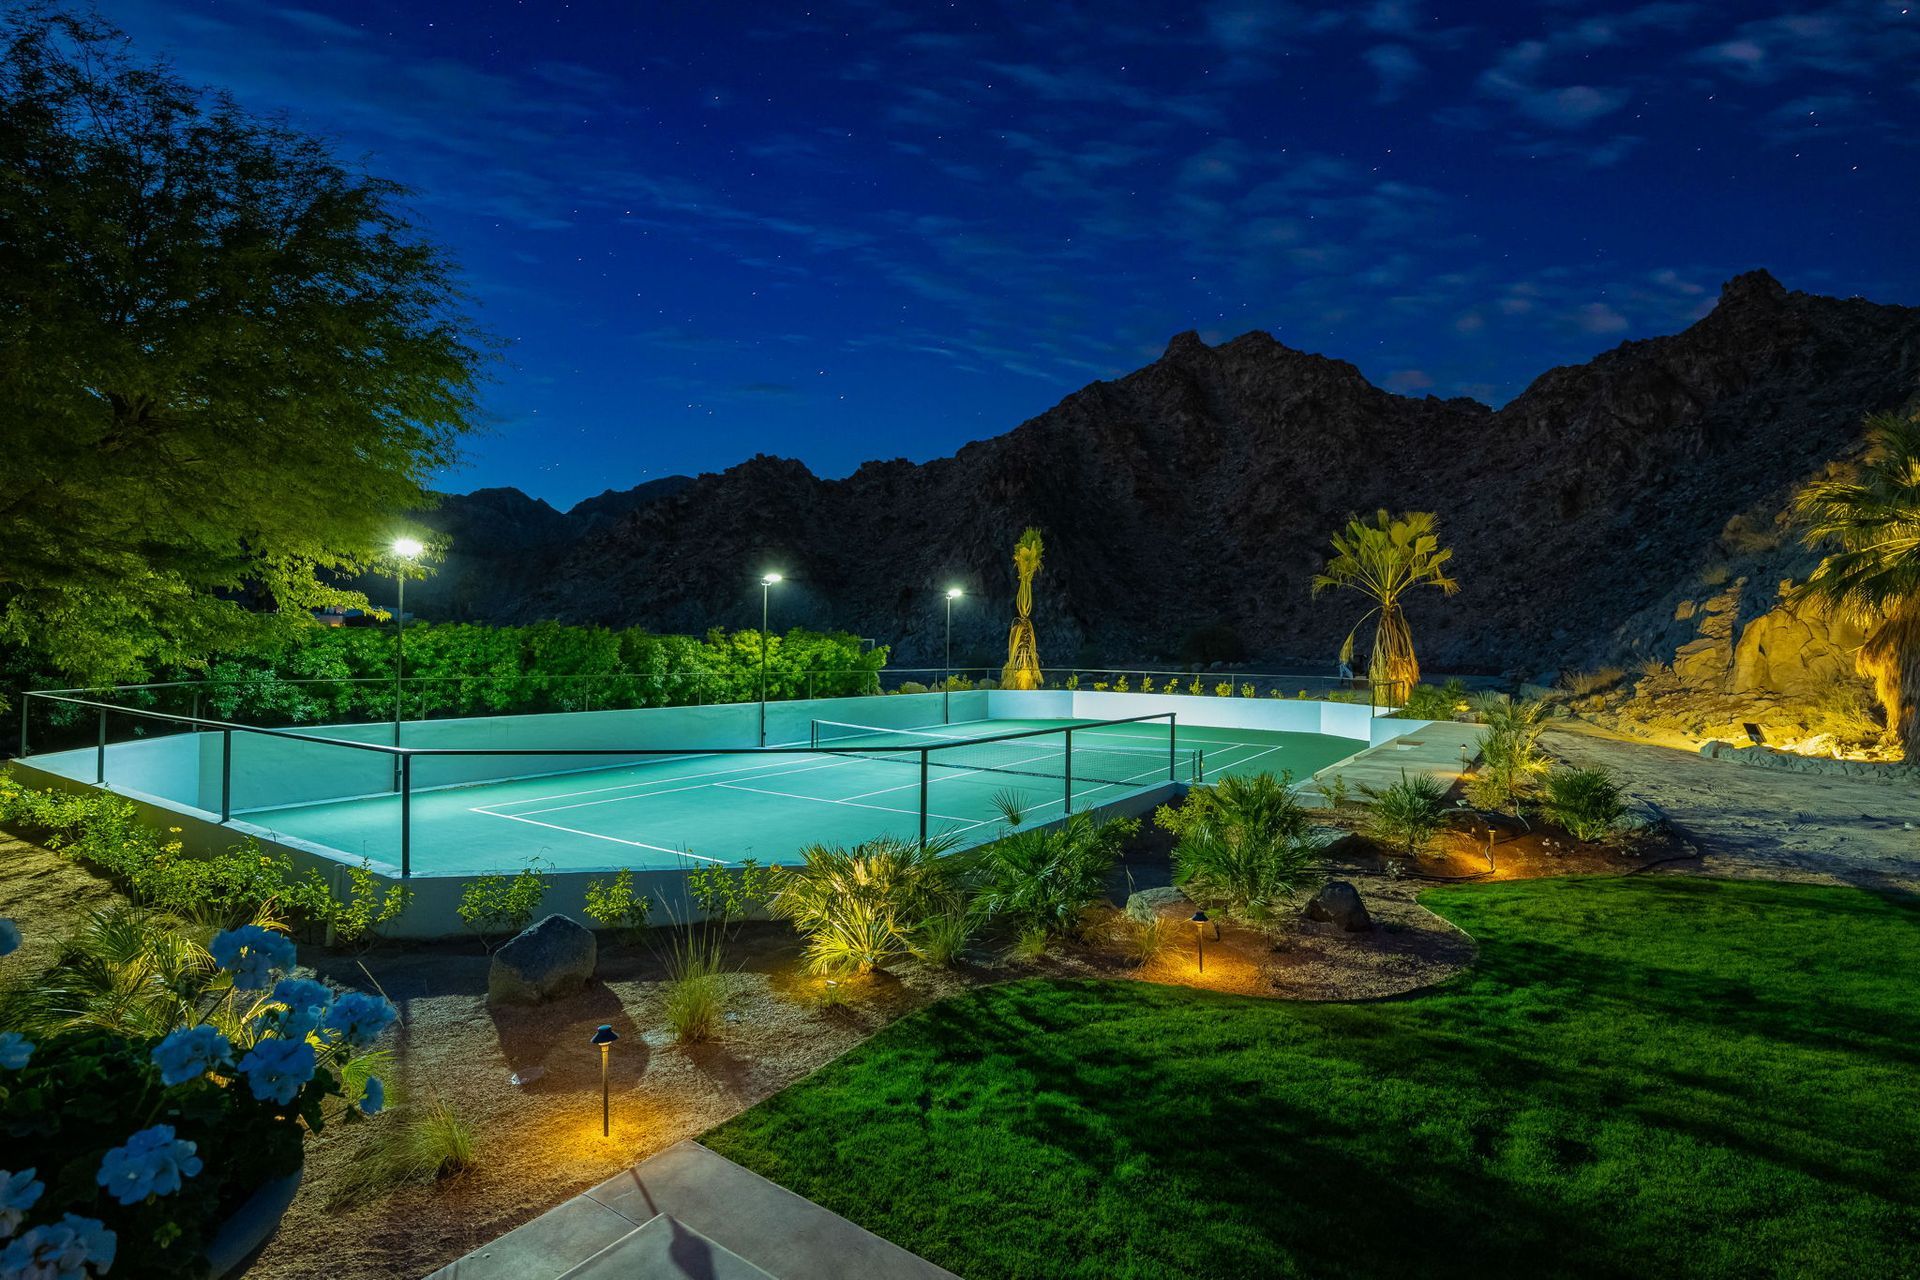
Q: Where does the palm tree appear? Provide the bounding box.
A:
[1312,510,1458,705]
[1792,411,1920,753]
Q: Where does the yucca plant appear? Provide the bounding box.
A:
[968,813,1135,937]
[1360,771,1452,859]
[1792,411,1920,753]
[1313,510,1459,706]
[769,835,960,976]
[1156,773,1326,923]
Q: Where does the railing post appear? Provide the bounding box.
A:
[220,730,233,823]
[400,754,412,879]
[1063,727,1073,816]
[18,693,28,758]
[1168,712,1177,781]
[96,707,107,784]
[918,749,929,848]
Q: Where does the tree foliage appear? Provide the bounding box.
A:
[0,10,486,682]
[1312,510,1458,705]
[1792,411,1920,751]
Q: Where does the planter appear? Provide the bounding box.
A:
[203,1162,303,1280]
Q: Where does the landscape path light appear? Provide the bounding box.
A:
[1191,910,1210,973]
[591,1023,619,1137]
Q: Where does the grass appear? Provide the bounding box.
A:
[328,1095,475,1207]
[704,878,1920,1279]
[662,926,727,1044]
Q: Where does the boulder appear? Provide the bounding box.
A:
[1125,885,1188,922]
[1304,881,1372,932]
[488,914,597,1006]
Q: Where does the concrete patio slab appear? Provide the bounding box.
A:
[1313,723,1483,797]
[424,1141,956,1280]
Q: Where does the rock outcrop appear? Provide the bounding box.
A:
[420,272,1920,680]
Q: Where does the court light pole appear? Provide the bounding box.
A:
[943,588,963,724]
[390,538,424,777]
[759,573,782,746]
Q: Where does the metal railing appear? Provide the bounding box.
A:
[13,694,1189,879]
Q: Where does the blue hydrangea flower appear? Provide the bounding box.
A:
[0,1213,116,1277]
[238,1037,316,1106]
[95,1125,203,1205]
[0,918,19,957]
[151,1025,234,1087]
[0,1167,44,1238]
[256,977,334,1041]
[0,1032,32,1071]
[208,925,295,990]
[323,991,399,1049]
[360,1076,385,1116]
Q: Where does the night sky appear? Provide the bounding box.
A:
[110,1,1919,506]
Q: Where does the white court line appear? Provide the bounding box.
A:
[478,810,729,863]
[712,781,993,831]
[476,751,832,811]
[486,756,861,819]
[836,744,1073,802]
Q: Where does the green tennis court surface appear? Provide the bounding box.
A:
[239,717,1358,875]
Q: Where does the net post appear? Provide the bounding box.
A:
[96,707,107,784]
[400,754,413,879]
[220,730,233,823]
[1063,727,1073,816]
[918,748,930,847]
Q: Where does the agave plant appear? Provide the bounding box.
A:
[1312,510,1459,705]
[1792,411,1920,752]
[769,835,960,976]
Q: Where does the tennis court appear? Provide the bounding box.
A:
[238,715,1358,875]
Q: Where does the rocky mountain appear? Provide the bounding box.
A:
[425,271,1920,679]
[398,476,693,618]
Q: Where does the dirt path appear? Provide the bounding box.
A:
[1543,723,1920,895]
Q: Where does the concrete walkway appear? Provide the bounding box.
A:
[425,1140,958,1280]
[1310,722,1484,798]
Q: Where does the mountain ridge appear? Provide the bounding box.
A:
[415,270,1920,674]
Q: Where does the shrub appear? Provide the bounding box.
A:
[1806,674,1884,745]
[968,813,1135,937]
[312,861,413,950]
[1467,695,1549,814]
[1635,656,1669,681]
[1115,912,1171,967]
[1140,677,1156,694]
[1360,771,1452,858]
[1113,676,1130,693]
[1311,773,1351,812]
[769,836,959,976]
[456,860,549,949]
[1009,926,1050,963]
[1187,676,1203,696]
[897,680,929,695]
[1399,679,1469,721]
[662,928,727,1044]
[1155,774,1327,923]
[583,869,653,941]
[1540,767,1627,842]
[1558,667,1626,697]
[687,858,773,932]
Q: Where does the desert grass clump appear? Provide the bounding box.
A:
[1558,667,1626,697]
[1805,673,1886,747]
[1117,912,1172,967]
[1540,767,1627,843]
[1360,771,1452,859]
[907,896,977,968]
[662,927,728,1044]
[1155,773,1326,924]
[328,1094,476,1206]
[1009,926,1051,963]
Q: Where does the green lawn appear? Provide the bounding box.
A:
[704,878,1920,1278]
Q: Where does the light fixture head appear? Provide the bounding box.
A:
[391,537,425,559]
[1190,910,1209,925]
[946,587,963,599]
[761,572,783,585]
[590,1024,619,1048]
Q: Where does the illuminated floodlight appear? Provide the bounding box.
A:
[946,587,963,599]
[761,572,783,585]
[391,537,425,559]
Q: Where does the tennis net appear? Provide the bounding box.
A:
[809,718,1203,787]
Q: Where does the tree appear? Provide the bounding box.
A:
[1792,411,1920,753]
[1001,526,1044,689]
[0,10,486,684]
[1312,510,1458,705]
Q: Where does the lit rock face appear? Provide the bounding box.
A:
[487,914,598,1006]
[420,271,1920,676]
[1304,881,1372,932]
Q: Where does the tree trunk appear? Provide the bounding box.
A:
[1371,602,1419,706]
[1858,601,1920,757]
